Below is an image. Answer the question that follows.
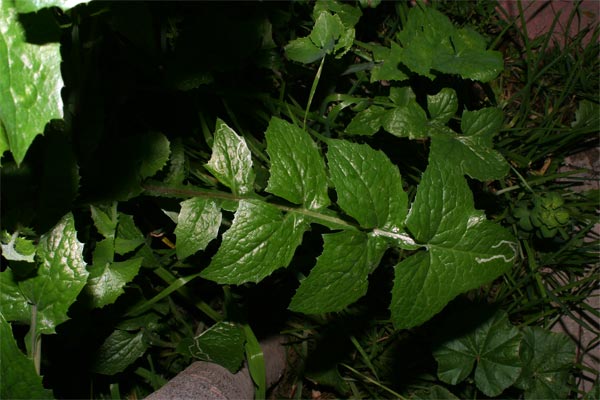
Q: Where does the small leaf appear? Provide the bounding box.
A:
[285,37,325,64]
[17,213,89,335]
[461,107,503,138]
[313,0,362,29]
[433,310,522,397]
[86,257,143,309]
[0,0,63,165]
[92,329,148,375]
[427,88,458,124]
[206,119,255,196]
[310,12,344,51]
[515,327,576,400]
[265,117,330,210]
[175,198,222,260]
[90,203,118,239]
[390,160,516,329]
[114,214,145,255]
[289,231,387,313]
[382,100,429,139]
[1,231,35,262]
[345,105,386,136]
[327,140,407,230]
[201,200,308,284]
[0,315,54,399]
[179,322,246,373]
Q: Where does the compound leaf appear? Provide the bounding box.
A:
[0,315,53,399]
[201,200,308,284]
[206,119,255,196]
[265,117,330,210]
[175,198,222,260]
[289,230,386,313]
[433,310,522,397]
[0,0,63,165]
[92,329,148,375]
[390,159,516,330]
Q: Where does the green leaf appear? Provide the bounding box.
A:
[410,385,459,400]
[92,329,148,375]
[179,322,246,373]
[433,310,522,397]
[390,160,516,329]
[310,12,344,51]
[370,42,408,82]
[114,214,145,255]
[16,213,88,335]
[572,99,600,129]
[0,315,54,399]
[345,105,386,136]
[86,256,143,309]
[285,37,325,64]
[90,203,118,239]
[14,0,91,13]
[243,324,266,399]
[327,140,408,231]
[175,198,222,260]
[382,100,429,139]
[201,200,308,284]
[0,0,63,165]
[515,327,576,400]
[206,119,255,196]
[313,0,362,29]
[265,117,330,210]
[430,107,508,181]
[289,231,387,313]
[427,88,458,124]
[1,231,35,262]
[0,269,30,325]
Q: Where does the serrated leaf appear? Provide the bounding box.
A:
[90,203,118,239]
[92,329,148,375]
[201,200,308,284]
[175,198,222,260]
[265,118,330,210]
[285,37,325,64]
[289,231,387,313]
[114,213,145,255]
[433,310,522,397]
[382,100,429,139]
[310,12,343,51]
[390,160,516,330]
[327,140,407,231]
[14,0,91,13]
[86,257,143,309]
[345,105,385,136]
[0,0,63,165]
[1,231,35,262]
[179,322,246,373]
[429,107,508,181]
[14,213,88,335]
[370,42,408,82]
[515,327,576,400]
[0,315,54,399]
[313,0,362,29]
[427,88,458,124]
[206,119,255,196]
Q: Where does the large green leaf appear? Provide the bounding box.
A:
[265,118,330,210]
[92,329,148,375]
[174,198,222,260]
[515,327,576,399]
[178,321,246,373]
[430,107,508,181]
[0,315,54,399]
[0,0,63,165]
[3,213,88,335]
[390,159,516,329]
[289,230,387,313]
[206,119,255,196]
[433,310,522,397]
[200,200,308,284]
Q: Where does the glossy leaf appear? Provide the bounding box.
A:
[206,119,255,196]
[86,254,143,309]
[200,200,308,284]
[0,0,63,165]
[427,88,458,124]
[390,160,516,329]
[285,37,325,64]
[92,329,148,375]
[313,0,362,29]
[515,327,576,400]
[433,310,522,397]
[0,269,30,325]
[345,105,386,136]
[289,230,387,313]
[90,203,118,239]
[175,198,222,260]
[178,322,246,373]
[0,231,35,262]
[0,315,53,399]
[382,100,429,139]
[310,12,344,51]
[265,118,330,210]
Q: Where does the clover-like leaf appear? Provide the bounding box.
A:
[390,159,516,330]
[265,117,330,210]
[92,329,148,375]
[433,310,522,397]
[175,198,222,260]
[289,231,387,313]
[206,119,255,196]
[200,200,308,284]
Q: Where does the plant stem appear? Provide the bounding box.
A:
[30,304,41,375]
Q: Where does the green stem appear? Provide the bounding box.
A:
[30,304,41,375]
[303,56,326,130]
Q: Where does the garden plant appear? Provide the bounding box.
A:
[1,0,598,398]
